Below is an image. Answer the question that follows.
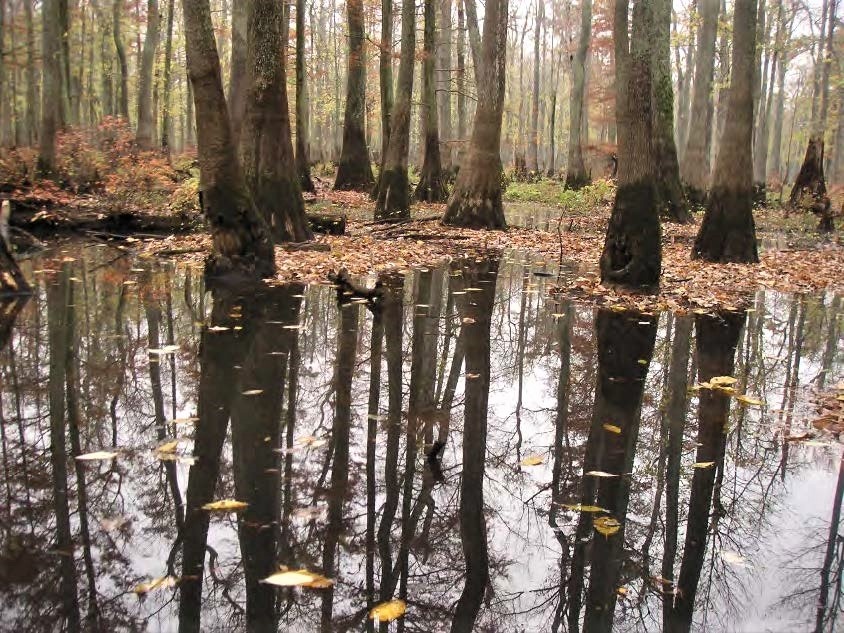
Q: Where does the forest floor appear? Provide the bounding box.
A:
[11,173,844,313]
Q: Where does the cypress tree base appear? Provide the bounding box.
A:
[252,174,313,243]
[415,168,448,203]
[334,128,375,192]
[442,155,506,229]
[375,167,411,221]
[599,181,662,288]
[564,170,590,191]
[692,185,758,263]
[788,136,826,211]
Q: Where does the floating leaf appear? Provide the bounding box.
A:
[155,440,180,454]
[617,587,628,597]
[561,503,607,513]
[603,423,622,434]
[710,376,737,387]
[202,499,248,512]
[282,324,303,330]
[133,575,177,595]
[148,344,180,355]
[521,455,544,466]
[207,325,230,332]
[242,389,264,396]
[594,516,621,537]
[735,394,764,406]
[693,461,715,469]
[637,359,648,365]
[465,372,481,379]
[170,417,199,426]
[261,569,333,588]
[369,599,407,622]
[76,451,118,461]
[721,550,747,566]
[461,317,476,325]
[585,470,619,478]
[297,435,328,448]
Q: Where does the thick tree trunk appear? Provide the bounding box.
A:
[161,0,176,153]
[442,0,509,228]
[38,0,64,175]
[464,0,482,84]
[228,0,247,142]
[378,0,393,175]
[181,0,276,278]
[528,0,542,173]
[374,0,416,219]
[438,0,453,169]
[564,0,591,190]
[415,0,447,202]
[600,0,661,288]
[113,0,129,119]
[693,0,758,263]
[295,0,315,192]
[456,0,466,154]
[652,0,689,222]
[239,0,312,243]
[24,0,37,144]
[334,0,374,191]
[769,45,790,182]
[680,0,719,203]
[136,0,160,148]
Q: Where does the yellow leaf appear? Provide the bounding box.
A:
[133,575,177,595]
[693,461,715,469]
[202,499,248,512]
[76,451,118,461]
[261,569,333,588]
[585,470,619,478]
[521,455,544,466]
[155,440,179,454]
[617,587,628,597]
[242,389,264,396]
[369,599,407,622]
[461,317,476,325]
[561,503,607,513]
[594,516,621,537]
[465,372,481,379]
[710,376,737,386]
[735,394,764,406]
[603,423,622,434]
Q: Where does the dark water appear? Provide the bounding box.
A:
[0,241,842,633]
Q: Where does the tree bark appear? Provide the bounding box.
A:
[378,0,394,172]
[38,0,64,175]
[295,0,315,192]
[769,41,790,182]
[228,0,247,142]
[600,0,661,288]
[161,0,176,153]
[464,0,482,84]
[239,0,312,243]
[438,0,453,169]
[456,0,466,153]
[113,0,129,119]
[181,0,276,278]
[442,0,509,228]
[415,0,447,202]
[693,0,759,263]
[652,0,689,222]
[334,0,374,190]
[374,0,416,219]
[528,0,542,172]
[137,0,161,148]
[681,0,719,203]
[564,0,591,190]
[24,0,37,144]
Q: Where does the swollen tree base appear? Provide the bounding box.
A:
[334,134,374,192]
[599,181,662,288]
[251,174,313,243]
[788,137,826,213]
[375,167,411,221]
[442,153,506,229]
[692,185,759,263]
[415,167,447,203]
[564,171,590,191]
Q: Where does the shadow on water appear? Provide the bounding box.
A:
[0,242,842,632]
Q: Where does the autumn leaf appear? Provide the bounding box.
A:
[735,394,764,406]
[261,569,334,588]
[461,317,476,325]
[242,389,264,396]
[561,503,607,513]
[521,455,544,466]
[693,461,715,469]
[585,470,619,478]
[709,376,737,387]
[155,440,180,454]
[594,515,621,537]
[76,451,118,461]
[202,499,248,512]
[133,575,177,595]
[603,423,622,434]
[369,599,407,622]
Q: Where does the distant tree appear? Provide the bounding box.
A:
[113,0,129,119]
[441,0,509,228]
[374,0,416,219]
[564,0,591,190]
[415,0,447,202]
[228,0,247,142]
[334,0,374,191]
[377,0,394,181]
[37,0,65,175]
[599,0,661,288]
[692,0,759,263]
[295,0,315,193]
[181,0,275,278]
[527,0,542,173]
[136,0,160,149]
[239,0,312,243]
[161,0,177,154]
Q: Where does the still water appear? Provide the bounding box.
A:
[0,241,841,632]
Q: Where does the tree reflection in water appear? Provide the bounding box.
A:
[0,244,841,632]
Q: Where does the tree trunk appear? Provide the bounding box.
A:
[456,0,466,154]
[599,0,661,288]
[295,0,315,192]
[652,0,689,222]
[680,0,719,203]
[334,0,374,190]
[239,0,312,243]
[181,0,276,278]
[374,0,416,219]
[769,45,789,182]
[38,0,64,175]
[378,0,393,175]
[675,7,695,157]
[438,0,453,169]
[528,0,542,173]
[228,0,247,142]
[415,0,447,202]
[464,0,482,85]
[564,0,591,190]
[693,0,758,263]
[441,0,508,228]
[0,202,29,294]
[113,0,129,119]
[24,0,37,144]
[160,0,176,153]
[136,0,160,148]
[832,85,844,185]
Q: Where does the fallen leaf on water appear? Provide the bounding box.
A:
[202,499,248,512]
[693,461,715,469]
[594,516,621,537]
[603,423,622,434]
[76,451,118,461]
[710,376,738,387]
[134,575,177,595]
[242,389,264,396]
[461,317,476,325]
[369,599,407,622]
[465,372,481,379]
[297,435,328,448]
[207,325,230,332]
[735,394,764,406]
[282,324,304,330]
[261,569,333,588]
[155,440,180,454]
[148,344,180,355]
[170,417,199,426]
[721,550,747,566]
[521,455,544,466]
[586,470,619,478]
[617,587,628,597]
[99,516,128,531]
[561,503,607,513]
